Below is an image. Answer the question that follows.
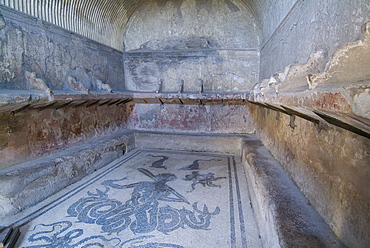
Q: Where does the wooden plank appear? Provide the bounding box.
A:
[0,228,13,248]
[314,111,370,139]
[4,228,20,248]
[281,105,329,125]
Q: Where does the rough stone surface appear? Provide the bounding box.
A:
[0,6,124,92]
[0,15,5,30]
[0,131,134,217]
[124,48,259,93]
[253,50,326,95]
[249,102,370,248]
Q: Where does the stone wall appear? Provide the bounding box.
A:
[126,102,255,134]
[248,103,370,248]
[0,6,124,92]
[123,0,259,93]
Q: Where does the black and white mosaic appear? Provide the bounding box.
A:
[10,149,260,247]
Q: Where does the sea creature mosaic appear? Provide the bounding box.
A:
[67,168,220,235]
[23,221,121,247]
[13,150,256,247]
[183,171,226,192]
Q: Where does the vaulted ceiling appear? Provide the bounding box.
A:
[0,0,297,51]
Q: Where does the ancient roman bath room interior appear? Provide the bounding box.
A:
[0,0,369,247]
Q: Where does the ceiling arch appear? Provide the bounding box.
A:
[0,0,276,51]
[0,0,146,50]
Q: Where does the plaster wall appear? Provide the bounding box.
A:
[260,0,370,81]
[0,6,124,91]
[123,0,259,93]
[249,103,370,248]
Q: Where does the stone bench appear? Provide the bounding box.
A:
[134,131,346,247]
[0,130,134,217]
[1,131,345,247]
[241,136,344,247]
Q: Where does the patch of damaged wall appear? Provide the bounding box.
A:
[260,0,370,81]
[0,5,129,168]
[0,104,129,169]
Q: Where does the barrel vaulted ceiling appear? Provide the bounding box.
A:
[0,0,146,50]
[0,0,298,51]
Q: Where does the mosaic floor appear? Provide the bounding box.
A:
[8,149,262,247]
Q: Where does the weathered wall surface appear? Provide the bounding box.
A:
[126,102,255,134]
[0,6,124,91]
[253,7,370,246]
[124,0,258,51]
[123,0,259,93]
[0,103,128,169]
[260,0,370,81]
[249,103,370,248]
[251,25,370,119]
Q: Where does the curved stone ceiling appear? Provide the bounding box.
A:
[0,0,147,51]
[0,0,298,51]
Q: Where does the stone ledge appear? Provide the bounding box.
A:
[134,131,251,155]
[0,130,135,217]
[241,137,345,248]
